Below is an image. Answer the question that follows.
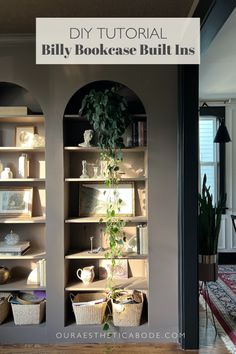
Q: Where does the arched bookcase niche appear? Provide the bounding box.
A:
[63,80,148,327]
[0,82,47,326]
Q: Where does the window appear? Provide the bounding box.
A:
[199,116,219,203]
[199,106,226,208]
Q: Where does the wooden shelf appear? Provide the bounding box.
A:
[64,146,146,152]
[0,278,46,291]
[0,320,46,328]
[0,250,46,260]
[0,147,45,152]
[65,277,147,291]
[65,250,148,259]
[65,216,147,224]
[0,216,46,224]
[0,115,44,123]
[64,114,146,120]
[65,176,146,182]
[0,178,45,183]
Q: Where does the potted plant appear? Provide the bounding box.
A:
[80,86,143,329]
[198,174,226,281]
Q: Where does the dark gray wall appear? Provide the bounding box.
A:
[0,41,178,344]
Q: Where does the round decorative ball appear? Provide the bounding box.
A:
[0,266,10,284]
[4,230,20,245]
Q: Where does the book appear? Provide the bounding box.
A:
[0,241,30,253]
[0,246,30,256]
[136,224,148,255]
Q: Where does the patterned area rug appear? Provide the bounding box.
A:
[200,265,236,354]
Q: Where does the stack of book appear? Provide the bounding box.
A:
[0,241,30,256]
[132,120,147,147]
[136,224,148,254]
[27,259,46,287]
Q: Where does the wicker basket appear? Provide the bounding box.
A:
[112,292,143,327]
[11,300,46,325]
[71,293,107,325]
[0,292,11,324]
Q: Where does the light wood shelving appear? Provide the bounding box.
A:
[0,278,46,291]
[0,178,45,183]
[0,217,46,224]
[65,216,147,224]
[0,250,46,260]
[65,176,146,182]
[64,146,146,153]
[65,277,147,291]
[65,250,148,259]
[0,147,45,152]
[0,115,44,123]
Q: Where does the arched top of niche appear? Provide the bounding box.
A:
[0,81,43,114]
[64,80,146,116]
[63,80,147,147]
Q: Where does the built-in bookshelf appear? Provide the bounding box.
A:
[63,81,148,326]
[0,83,46,327]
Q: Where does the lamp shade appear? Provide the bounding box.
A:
[214,121,231,143]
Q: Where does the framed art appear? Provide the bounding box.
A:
[15,126,35,147]
[79,182,135,217]
[99,259,128,280]
[0,187,33,217]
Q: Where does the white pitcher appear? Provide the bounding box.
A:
[76,266,95,285]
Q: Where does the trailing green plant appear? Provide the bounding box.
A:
[198,174,226,255]
[79,86,131,325]
[79,86,131,150]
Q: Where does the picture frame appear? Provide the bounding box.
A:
[79,182,135,217]
[15,126,35,147]
[99,259,128,280]
[0,187,33,218]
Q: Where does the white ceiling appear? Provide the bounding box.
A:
[200,8,236,100]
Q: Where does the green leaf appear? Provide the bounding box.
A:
[103,322,109,331]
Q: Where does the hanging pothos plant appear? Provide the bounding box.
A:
[79,86,131,300]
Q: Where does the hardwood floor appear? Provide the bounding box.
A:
[0,308,230,354]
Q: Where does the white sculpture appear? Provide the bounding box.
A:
[80,160,89,178]
[78,130,94,148]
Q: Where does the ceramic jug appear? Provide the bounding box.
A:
[76,266,95,285]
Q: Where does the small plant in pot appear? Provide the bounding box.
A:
[198,174,226,282]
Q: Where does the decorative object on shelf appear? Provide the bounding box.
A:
[71,292,107,325]
[0,187,33,218]
[80,160,89,179]
[92,166,99,179]
[0,160,3,176]
[76,265,95,286]
[198,174,226,282]
[78,129,94,148]
[0,292,10,324]
[0,241,30,256]
[124,235,137,254]
[27,260,46,286]
[0,266,10,284]
[9,291,46,325]
[18,153,29,178]
[32,134,45,148]
[4,230,20,245]
[99,228,105,252]
[99,259,128,280]
[15,126,35,147]
[136,224,148,255]
[79,182,134,217]
[111,289,144,327]
[99,160,108,178]
[1,167,13,179]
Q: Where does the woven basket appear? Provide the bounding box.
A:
[0,292,11,324]
[11,300,46,325]
[112,292,143,327]
[71,293,107,325]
